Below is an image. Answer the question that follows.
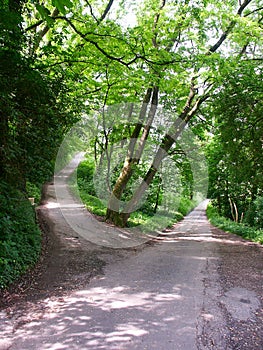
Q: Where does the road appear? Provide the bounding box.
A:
[0,158,262,349]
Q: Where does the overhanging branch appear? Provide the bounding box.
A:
[209,0,253,53]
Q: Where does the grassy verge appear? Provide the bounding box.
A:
[69,162,197,230]
[0,182,42,289]
[77,191,191,230]
[206,203,263,244]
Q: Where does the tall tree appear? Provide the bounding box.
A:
[105,0,263,226]
[207,62,263,220]
[23,0,263,226]
[0,0,81,188]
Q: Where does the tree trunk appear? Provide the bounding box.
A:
[105,87,158,224]
[118,84,205,227]
[154,176,162,213]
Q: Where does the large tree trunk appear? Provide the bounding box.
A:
[105,87,158,226]
[117,83,208,227]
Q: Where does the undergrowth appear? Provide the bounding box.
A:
[206,203,263,244]
[0,182,42,289]
[70,158,197,230]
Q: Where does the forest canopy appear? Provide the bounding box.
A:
[1,0,263,221]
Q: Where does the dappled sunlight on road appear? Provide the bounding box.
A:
[7,213,215,350]
[159,202,259,247]
[45,202,61,209]
[72,284,183,310]
[3,196,261,349]
[11,279,199,350]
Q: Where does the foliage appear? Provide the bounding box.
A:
[0,0,83,188]
[0,0,83,287]
[0,181,42,289]
[1,0,263,287]
[77,157,96,196]
[0,48,79,186]
[55,133,86,173]
[19,0,263,226]
[78,193,107,217]
[244,196,263,229]
[76,158,195,228]
[178,197,196,216]
[207,203,263,244]
[207,62,263,223]
[26,182,42,204]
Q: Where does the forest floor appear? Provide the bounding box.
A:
[0,159,263,349]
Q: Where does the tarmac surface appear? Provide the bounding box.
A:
[0,155,262,349]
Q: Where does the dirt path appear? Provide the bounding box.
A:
[0,159,262,349]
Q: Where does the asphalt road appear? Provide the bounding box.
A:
[0,158,262,349]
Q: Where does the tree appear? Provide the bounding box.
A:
[104,0,263,226]
[23,0,263,226]
[207,62,263,221]
[0,0,83,189]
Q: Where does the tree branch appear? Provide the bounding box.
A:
[99,0,114,23]
[152,0,166,48]
[26,19,44,31]
[39,59,98,69]
[238,0,253,16]
[209,0,253,53]
[135,86,159,161]
[85,0,99,23]
[30,8,59,52]
[244,6,263,17]
[54,16,141,67]
[26,8,59,33]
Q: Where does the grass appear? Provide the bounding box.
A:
[75,178,194,230]
[69,159,199,232]
[77,192,188,231]
[78,192,107,217]
[72,175,195,231]
[206,203,263,244]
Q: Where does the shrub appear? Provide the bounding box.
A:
[77,158,96,196]
[245,196,263,229]
[26,181,41,204]
[0,181,41,289]
[178,197,196,216]
[207,203,263,244]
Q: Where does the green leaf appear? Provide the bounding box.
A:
[52,0,73,15]
[35,4,53,26]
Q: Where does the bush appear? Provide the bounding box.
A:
[207,203,263,244]
[0,181,42,289]
[77,158,96,196]
[79,193,107,217]
[178,197,196,216]
[245,196,263,229]
[26,181,41,204]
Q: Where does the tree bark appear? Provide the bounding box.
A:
[119,84,206,226]
[105,87,158,225]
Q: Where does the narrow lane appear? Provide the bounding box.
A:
[0,157,262,349]
[0,201,245,350]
